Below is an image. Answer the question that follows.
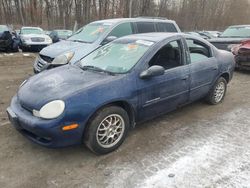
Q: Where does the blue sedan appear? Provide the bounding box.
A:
[7,33,235,154]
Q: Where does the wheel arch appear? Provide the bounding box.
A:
[220,72,230,83]
[83,100,136,137]
[106,100,136,128]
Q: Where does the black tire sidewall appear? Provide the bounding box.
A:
[84,106,129,155]
[207,77,227,105]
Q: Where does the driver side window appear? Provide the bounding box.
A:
[149,40,183,70]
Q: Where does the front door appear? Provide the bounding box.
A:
[136,39,190,121]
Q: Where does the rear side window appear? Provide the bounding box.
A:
[136,22,156,33]
[186,39,212,63]
[157,22,177,32]
[108,22,133,38]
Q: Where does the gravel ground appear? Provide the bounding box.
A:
[0,53,249,188]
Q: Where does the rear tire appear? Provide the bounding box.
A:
[206,77,227,105]
[84,106,129,155]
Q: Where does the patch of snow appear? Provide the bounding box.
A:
[23,53,30,57]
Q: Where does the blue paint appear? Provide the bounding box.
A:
[7,33,235,148]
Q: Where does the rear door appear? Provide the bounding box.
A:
[185,38,219,101]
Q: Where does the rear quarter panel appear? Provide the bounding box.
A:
[215,48,235,82]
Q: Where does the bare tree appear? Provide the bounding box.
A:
[0,0,250,31]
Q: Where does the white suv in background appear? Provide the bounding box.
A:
[34,17,181,73]
[19,27,52,52]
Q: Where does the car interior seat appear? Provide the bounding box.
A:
[151,46,181,69]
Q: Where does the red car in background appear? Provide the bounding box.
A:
[232,40,250,70]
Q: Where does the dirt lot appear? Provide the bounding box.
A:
[0,53,249,188]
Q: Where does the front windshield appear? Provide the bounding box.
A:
[0,25,8,32]
[21,28,43,34]
[79,39,154,74]
[68,22,112,43]
[221,27,250,38]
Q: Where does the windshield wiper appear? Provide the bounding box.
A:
[68,39,91,43]
[81,65,115,75]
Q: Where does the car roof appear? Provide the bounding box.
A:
[0,25,9,32]
[21,27,43,30]
[92,17,176,24]
[118,32,183,42]
[116,32,211,46]
[0,25,8,29]
[229,25,250,28]
[54,29,72,32]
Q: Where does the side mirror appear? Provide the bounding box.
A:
[140,65,165,79]
[102,36,117,45]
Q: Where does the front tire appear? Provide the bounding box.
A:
[206,77,227,105]
[84,106,129,155]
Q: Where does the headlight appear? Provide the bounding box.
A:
[51,52,74,65]
[33,100,65,119]
[45,37,52,43]
[22,36,30,42]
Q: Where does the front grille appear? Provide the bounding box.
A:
[37,59,46,69]
[31,37,45,42]
[40,54,54,63]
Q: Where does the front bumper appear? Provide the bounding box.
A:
[33,56,50,73]
[235,55,250,70]
[7,96,84,148]
[236,62,250,70]
[21,40,52,46]
[33,55,64,73]
[20,41,52,52]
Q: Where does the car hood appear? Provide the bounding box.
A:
[20,34,49,39]
[209,37,248,43]
[17,65,115,110]
[39,40,96,58]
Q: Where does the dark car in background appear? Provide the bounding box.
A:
[185,31,211,40]
[49,30,73,43]
[198,31,216,39]
[0,25,19,52]
[33,17,181,73]
[8,33,234,154]
[209,25,250,51]
[203,31,221,38]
